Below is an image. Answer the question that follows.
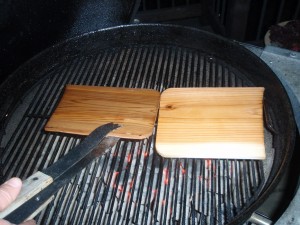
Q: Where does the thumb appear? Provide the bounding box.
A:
[20,219,36,225]
[0,177,22,211]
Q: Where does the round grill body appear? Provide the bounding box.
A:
[0,24,296,225]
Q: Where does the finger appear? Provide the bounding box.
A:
[0,178,22,211]
[20,220,36,225]
[0,219,36,225]
[0,219,14,225]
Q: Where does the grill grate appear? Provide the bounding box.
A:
[1,45,268,224]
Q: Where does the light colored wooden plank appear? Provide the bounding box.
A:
[156,87,265,159]
[160,87,263,105]
[45,85,160,139]
[160,105,262,118]
[0,171,53,218]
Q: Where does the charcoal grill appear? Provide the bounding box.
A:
[0,24,296,224]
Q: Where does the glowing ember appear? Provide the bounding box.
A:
[127,153,132,162]
[118,185,124,192]
[129,179,135,188]
[163,168,169,185]
[206,159,212,168]
[112,171,120,188]
[127,191,131,202]
[179,162,186,174]
[163,168,168,175]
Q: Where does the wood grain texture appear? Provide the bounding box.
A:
[45,85,160,139]
[156,87,265,159]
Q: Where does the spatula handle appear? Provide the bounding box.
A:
[0,171,53,219]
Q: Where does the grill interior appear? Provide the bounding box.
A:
[1,44,275,224]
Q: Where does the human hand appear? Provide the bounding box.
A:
[0,177,36,225]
